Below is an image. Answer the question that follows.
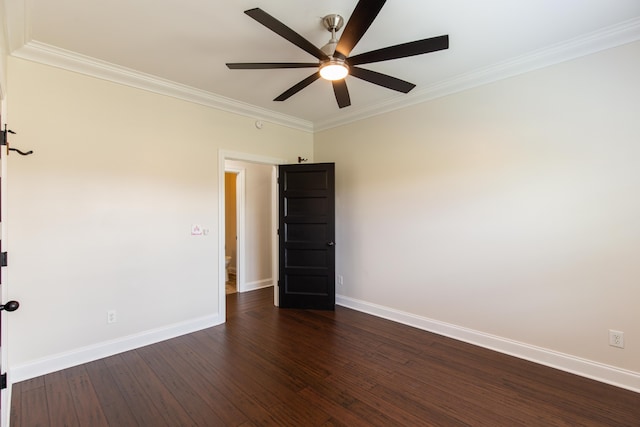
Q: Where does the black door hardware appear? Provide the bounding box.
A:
[0,301,19,312]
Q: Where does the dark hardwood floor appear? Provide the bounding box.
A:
[10,287,640,426]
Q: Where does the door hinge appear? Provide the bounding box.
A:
[1,128,8,146]
[0,252,6,267]
[1,125,33,155]
[0,373,6,390]
[1,125,16,146]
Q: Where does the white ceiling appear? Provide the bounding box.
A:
[4,0,640,131]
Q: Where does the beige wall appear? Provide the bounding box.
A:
[3,32,639,391]
[5,57,312,372]
[315,41,640,377]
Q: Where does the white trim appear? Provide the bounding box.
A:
[2,387,9,427]
[218,150,286,320]
[272,166,279,307]
[10,314,221,383]
[11,41,314,133]
[0,95,9,427]
[336,294,640,394]
[241,279,274,293]
[221,150,284,167]
[314,17,640,131]
[218,152,227,322]
[7,17,640,132]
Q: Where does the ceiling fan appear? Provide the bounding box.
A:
[226,0,449,108]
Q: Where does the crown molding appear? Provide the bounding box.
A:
[314,17,640,132]
[7,15,640,133]
[11,41,314,133]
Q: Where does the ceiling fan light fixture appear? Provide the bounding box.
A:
[227,4,450,108]
[319,59,349,81]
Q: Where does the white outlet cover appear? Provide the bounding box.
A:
[609,330,624,348]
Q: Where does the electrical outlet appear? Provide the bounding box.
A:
[609,330,624,348]
[337,275,344,286]
[107,310,117,324]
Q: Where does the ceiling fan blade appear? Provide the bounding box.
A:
[274,72,321,101]
[245,8,328,61]
[350,67,415,93]
[332,80,351,108]
[227,62,318,69]
[348,35,449,65]
[334,0,386,59]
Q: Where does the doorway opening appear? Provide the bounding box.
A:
[224,170,239,295]
[218,150,285,321]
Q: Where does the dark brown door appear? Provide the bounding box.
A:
[278,163,335,310]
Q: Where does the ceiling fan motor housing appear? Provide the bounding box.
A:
[321,14,344,56]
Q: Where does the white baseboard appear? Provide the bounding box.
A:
[10,294,639,394]
[240,278,273,293]
[336,294,640,393]
[3,384,11,427]
[10,314,223,384]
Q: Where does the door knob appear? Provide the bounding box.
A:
[327,241,335,246]
[0,300,19,312]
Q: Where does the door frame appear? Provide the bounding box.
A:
[1,99,9,427]
[218,150,285,320]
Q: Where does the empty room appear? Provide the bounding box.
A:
[1,0,639,425]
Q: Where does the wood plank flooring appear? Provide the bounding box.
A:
[10,287,640,426]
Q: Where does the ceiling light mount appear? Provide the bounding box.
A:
[322,14,344,33]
